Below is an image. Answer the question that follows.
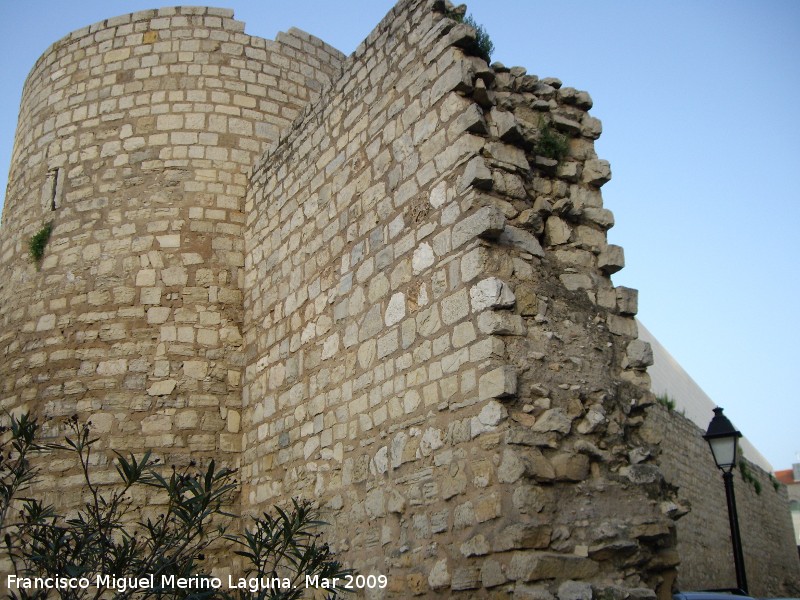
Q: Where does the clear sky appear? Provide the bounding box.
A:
[1,1,798,470]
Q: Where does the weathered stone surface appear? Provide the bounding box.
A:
[508,552,599,582]
[624,339,654,370]
[607,314,638,337]
[491,107,522,142]
[428,559,451,590]
[499,225,545,257]
[557,580,593,600]
[458,156,493,192]
[451,567,482,591]
[452,205,506,248]
[479,366,518,400]
[147,379,176,396]
[495,523,552,551]
[470,277,516,311]
[552,453,590,481]
[582,159,612,186]
[481,559,508,588]
[598,244,625,274]
[616,286,639,315]
[477,310,526,335]
[532,408,573,434]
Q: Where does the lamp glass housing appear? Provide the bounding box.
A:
[708,435,738,471]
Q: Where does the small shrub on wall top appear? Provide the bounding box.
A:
[462,15,494,61]
[447,9,495,62]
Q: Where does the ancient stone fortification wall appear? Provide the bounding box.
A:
[243,0,678,596]
[4,1,797,598]
[644,405,800,596]
[0,6,342,497]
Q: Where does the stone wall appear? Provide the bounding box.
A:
[644,404,800,596]
[243,0,678,596]
[0,6,342,503]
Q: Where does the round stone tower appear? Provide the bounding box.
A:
[0,7,343,484]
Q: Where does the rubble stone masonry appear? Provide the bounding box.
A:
[2,0,798,597]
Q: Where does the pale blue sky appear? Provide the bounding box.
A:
[1,1,798,469]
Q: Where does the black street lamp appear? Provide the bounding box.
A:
[703,407,748,594]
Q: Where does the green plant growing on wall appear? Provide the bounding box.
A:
[463,15,494,62]
[739,459,762,495]
[533,119,570,163]
[655,392,677,412]
[447,11,494,62]
[770,473,781,492]
[28,222,53,268]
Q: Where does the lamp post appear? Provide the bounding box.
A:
[703,407,748,594]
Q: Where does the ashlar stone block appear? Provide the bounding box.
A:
[452,205,505,249]
[598,244,625,274]
[479,365,517,400]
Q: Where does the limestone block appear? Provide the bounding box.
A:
[371,446,389,475]
[532,408,572,434]
[147,307,171,324]
[576,406,606,434]
[607,315,638,338]
[479,366,517,400]
[97,359,127,376]
[508,552,599,582]
[556,161,579,183]
[428,559,451,590]
[551,114,582,135]
[481,559,508,588]
[559,273,592,291]
[452,205,505,249]
[452,321,476,347]
[490,107,522,143]
[545,216,571,246]
[431,59,474,104]
[583,207,615,230]
[451,567,481,591]
[573,225,606,252]
[183,360,208,380]
[458,156,493,193]
[460,246,488,282]
[471,399,508,437]
[624,339,653,370]
[36,314,56,331]
[442,468,467,500]
[161,266,188,286]
[385,292,406,326]
[616,286,639,315]
[552,453,590,481]
[141,414,171,434]
[429,181,448,209]
[558,580,593,600]
[477,311,526,336]
[498,449,525,484]
[494,523,553,551]
[470,277,515,312]
[582,159,612,187]
[456,103,488,134]
[140,288,162,304]
[441,289,469,325]
[598,245,625,274]
[412,243,434,274]
[498,225,545,257]
[623,464,664,486]
[484,141,529,171]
